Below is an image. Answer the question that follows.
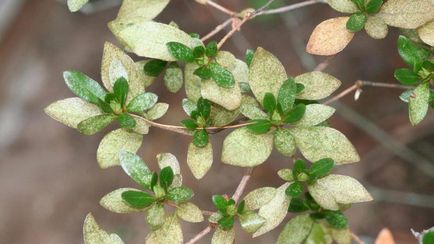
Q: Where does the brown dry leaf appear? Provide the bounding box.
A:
[306,17,354,56]
[375,228,396,244]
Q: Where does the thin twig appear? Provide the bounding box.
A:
[351,232,365,244]
[314,56,334,71]
[201,18,233,42]
[206,0,237,16]
[255,0,326,16]
[217,15,251,49]
[186,226,212,244]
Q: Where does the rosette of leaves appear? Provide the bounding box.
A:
[208,196,266,243]
[98,151,204,244]
[45,43,169,168]
[307,0,434,55]
[221,47,360,167]
[393,35,433,126]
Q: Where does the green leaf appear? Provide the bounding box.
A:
[239,211,266,233]
[243,187,276,211]
[423,231,434,244]
[293,159,307,177]
[277,214,313,244]
[278,78,297,113]
[67,0,89,12]
[218,215,235,230]
[144,59,168,77]
[212,195,228,213]
[146,103,169,120]
[121,190,155,209]
[167,186,193,204]
[350,0,364,10]
[245,49,254,67]
[83,213,124,244]
[119,151,152,189]
[193,129,209,148]
[366,0,383,14]
[197,98,211,118]
[293,104,335,127]
[100,188,144,214]
[187,142,213,179]
[307,174,372,210]
[295,71,341,100]
[205,41,218,57]
[146,204,165,230]
[394,68,420,85]
[309,158,334,181]
[409,82,430,126]
[237,200,245,214]
[221,127,273,167]
[209,62,235,88]
[288,198,309,212]
[211,228,235,244]
[346,13,367,32]
[274,128,296,157]
[159,166,174,190]
[194,66,212,80]
[127,92,158,113]
[325,211,348,229]
[181,119,198,130]
[176,202,204,223]
[378,0,434,29]
[150,173,158,190]
[305,223,327,244]
[64,71,107,105]
[117,113,136,129]
[286,182,303,197]
[249,47,287,105]
[97,129,143,168]
[193,45,205,58]
[397,35,431,71]
[247,119,272,134]
[77,114,115,135]
[326,0,358,13]
[44,98,102,129]
[283,104,306,123]
[136,60,158,88]
[145,215,183,244]
[289,126,360,164]
[263,92,277,114]
[167,42,195,62]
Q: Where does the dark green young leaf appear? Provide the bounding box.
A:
[366,0,383,14]
[305,192,320,211]
[237,200,245,214]
[394,68,420,85]
[143,59,168,77]
[422,61,434,72]
[197,98,211,119]
[308,158,334,181]
[351,0,365,10]
[245,49,254,67]
[150,172,158,190]
[293,159,306,178]
[288,198,309,212]
[346,13,367,32]
[181,119,198,130]
[309,212,326,219]
[212,195,228,213]
[423,231,434,244]
[296,83,305,94]
[190,110,200,120]
[209,62,235,88]
[246,119,272,134]
[193,129,209,148]
[63,71,107,105]
[398,35,431,71]
[105,93,116,104]
[167,186,194,204]
[77,114,115,135]
[263,92,277,114]
[218,215,235,230]
[159,166,174,190]
[117,113,136,129]
[278,78,297,113]
[205,41,218,58]
[190,33,200,39]
[285,182,303,198]
[283,103,306,123]
[119,151,153,189]
[325,211,348,229]
[166,42,195,62]
[113,77,129,107]
[126,92,158,113]
[194,66,212,80]
[193,46,206,58]
[121,190,155,209]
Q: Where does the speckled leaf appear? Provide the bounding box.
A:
[211,228,235,244]
[240,212,266,233]
[109,21,196,61]
[120,151,152,188]
[331,228,352,244]
[114,0,169,23]
[83,213,124,244]
[184,63,202,102]
[77,114,116,135]
[326,0,358,13]
[289,126,360,164]
[182,98,197,116]
[100,188,143,213]
[244,187,277,210]
[101,42,143,102]
[156,153,181,175]
[306,17,354,56]
[201,79,241,111]
[44,98,102,129]
[67,0,88,12]
[133,117,150,134]
[127,92,158,113]
[378,0,434,29]
[221,127,273,167]
[293,104,335,127]
[97,129,143,168]
[240,95,268,120]
[365,16,389,39]
[274,128,297,157]
[136,60,157,88]
[187,142,213,179]
[277,214,314,244]
[295,71,341,100]
[307,174,373,210]
[253,183,290,238]
[164,63,184,93]
[210,104,240,126]
[147,204,165,230]
[176,202,204,223]
[146,215,183,244]
[418,20,434,47]
[147,103,169,120]
[249,47,287,105]
[409,82,430,126]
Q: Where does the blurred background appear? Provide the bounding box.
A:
[0,0,433,243]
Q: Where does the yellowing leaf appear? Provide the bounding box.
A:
[409,83,430,126]
[306,17,354,56]
[240,95,268,120]
[115,0,169,23]
[307,174,373,210]
[378,0,434,29]
[100,188,143,214]
[331,228,352,244]
[243,187,277,210]
[97,129,143,168]
[212,228,235,244]
[293,104,335,127]
[187,142,213,179]
[375,228,396,244]
[83,213,124,244]
[418,20,434,46]
[146,215,183,244]
[221,127,273,167]
[277,214,314,244]
[326,0,358,13]
[295,71,341,100]
[176,202,204,223]
[365,16,389,40]
[44,97,102,129]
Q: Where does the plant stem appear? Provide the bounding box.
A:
[351,232,365,244]
[186,226,212,244]
[199,0,237,16]
[255,0,326,16]
[201,18,233,42]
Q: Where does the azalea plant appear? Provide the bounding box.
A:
[46,0,433,243]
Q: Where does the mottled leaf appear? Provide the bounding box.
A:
[295,71,341,100]
[146,215,183,244]
[326,0,358,13]
[100,188,143,214]
[274,128,297,157]
[418,20,434,46]
[293,104,335,127]
[147,103,169,120]
[120,151,152,188]
[127,92,158,113]
[277,214,314,244]
[365,16,389,39]
[146,204,165,230]
[201,79,241,111]
[78,114,116,135]
[244,187,276,211]
[67,0,89,12]
[409,82,430,126]
[114,0,169,23]
[187,142,213,179]
[240,95,268,120]
[83,213,124,244]
[164,63,184,93]
[211,228,235,244]
[64,71,107,105]
[176,202,204,223]
[378,0,434,29]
